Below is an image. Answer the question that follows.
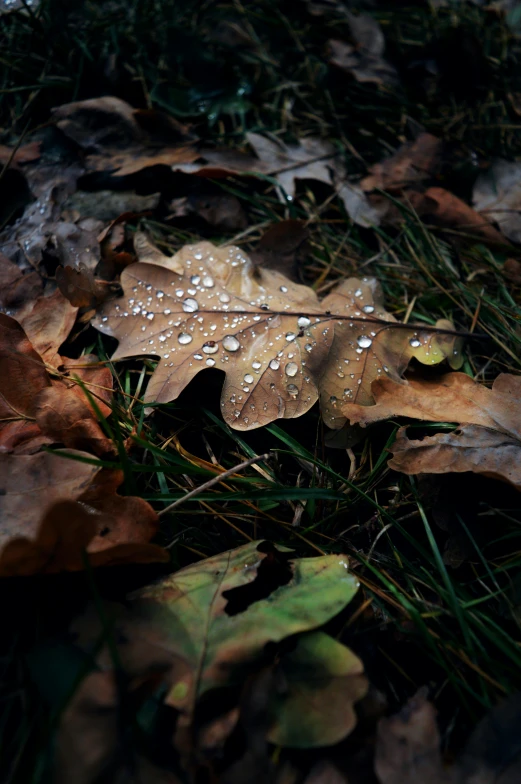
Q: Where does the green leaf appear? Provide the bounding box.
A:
[129,541,360,719]
[266,630,368,748]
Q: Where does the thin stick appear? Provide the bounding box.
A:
[157,453,271,518]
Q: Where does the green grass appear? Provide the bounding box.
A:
[2,0,521,781]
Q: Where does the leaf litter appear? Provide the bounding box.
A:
[1,3,521,783]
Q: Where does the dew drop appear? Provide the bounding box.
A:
[205,357,215,367]
[194,354,203,360]
[280,285,288,293]
[222,335,240,352]
[164,308,171,315]
[329,395,338,405]
[159,335,166,342]
[190,275,201,285]
[305,344,313,352]
[202,275,214,288]
[363,305,375,314]
[157,290,164,298]
[202,341,219,354]
[287,384,299,397]
[354,288,362,297]
[269,359,280,370]
[344,388,352,396]
[146,284,152,292]
[175,289,184,297]
[178,332,193,345]
[357,335,372,348]
[147,312,155,321]
[337,371,345,378]
[244,374,254,384]
[409,337,421,348]
[286,332,296,342]
[285,362,298,377]
[182,298,199,313]
[219,292,231,303]
[297,316,311,328]
[252,361,262,370]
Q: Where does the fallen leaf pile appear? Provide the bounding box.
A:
[345,372,521,491]
[94,233,461,431]
[56,541,367,779]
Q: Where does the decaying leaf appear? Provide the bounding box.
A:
[0,452,166,576]
[56,264,109,309]
[68,540,362,768]
[327,13,399,87]
[361,133,442,193]
[52,96,197,176]
[375,688,451,784]
[473,159,521,244]
[0,315,113,455]
[0,141,41,168]
[249,219,309,281]
[413,187,506,244]
[94,236,461,431]
[13,288,78,365]
[345,373,521,490]
[266,630,368,747]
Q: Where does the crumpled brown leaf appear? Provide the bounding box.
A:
[52,96,197,176]
[345,373,521,490]
[0,453,167,576]
[361,133,442,193]
[0,314,113,454]
[94,236,461,431]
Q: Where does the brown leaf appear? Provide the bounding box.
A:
[169,190,248,231]
[95,237,460,431]
[61,189,160,222]
[375,688,452,784]
[34,386,114,457]
[95,236,331,430]
[327,13,399,87]
[0,455,167,576]
[0,141,41,168]
[0,254,43,310]
[55,670,181,784]
[361,133,442,193]
[0,314,52,452]
[390,425,521,491]
[250,219,309,281]
[15,289,78,365]
[345,373,521,490]
[52,95,197,176]
[59,354,113,418]
[473,159,521,244]
[56,264,108,308]
[414,187,506,244]
[319,282,462,429]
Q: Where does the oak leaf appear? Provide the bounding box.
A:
[0,452,167,576]
[69,541,363,764]
[345,373,521,490]
[94,237,461,430]
[0,315,114,455]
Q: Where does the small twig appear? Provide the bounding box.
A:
[157,453,271,518]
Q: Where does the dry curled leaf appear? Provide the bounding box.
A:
[361,133,442,193]
[414,187,506,244]
[346,373,521,491]
[0,315,114,454]
[473,159,521,244]
[52,96,196,177]
[0,453,166,576]
[94,236,461,431]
